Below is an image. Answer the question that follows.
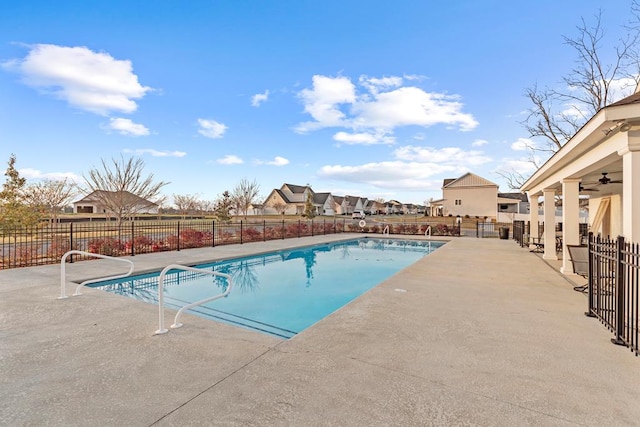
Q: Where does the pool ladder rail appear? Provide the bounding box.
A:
[155,264,233,335]
[59,250,135,299]
[58,252,233,336]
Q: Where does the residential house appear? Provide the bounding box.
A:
[429,173,499,218]
[73,190,159,215]
[263,184,312,215]
[314,192,337,216]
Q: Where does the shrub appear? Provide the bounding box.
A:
[47,237,72,260]
[125,235,154,254]
[243,227,262,242]
[405,224,418,235]
[87,238,124,256]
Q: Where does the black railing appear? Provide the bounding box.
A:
[0,218,461,270]
[476,221,512,238]
[587,233,640,357]
[513,220,530,247]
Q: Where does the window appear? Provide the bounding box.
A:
[454,199,462,205]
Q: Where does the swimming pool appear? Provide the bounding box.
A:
[90,238,444,338]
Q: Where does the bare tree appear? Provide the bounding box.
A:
[272,199,286,216]
[82,156,169,224]
[200,199,215,216]
[502,5,640,189]
[24,179,78,223]
[231,178,260,220]
[172,193,202,218]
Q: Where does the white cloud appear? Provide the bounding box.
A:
[354,87,478,131]
[295,75,356,132]
[107,118,150,136]
[3,44,151,115]
[294,74,478,140]
[254,156,289,166]
[495,158,539,175]
[216,155,243,165]
[608,76,638,103]
[251,90,269,107]
[19,168,81,182]
[472,139,488,147]
[317,145,492,191]
[122,148,186,157]
[266,156,289,166]
[318,161,458,191]
[510,137,536,151]
[358,75,403,94]
[333,131,395,145]
[393,146,492,166]
[197,118,227,139]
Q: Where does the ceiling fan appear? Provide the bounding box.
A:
[597,172,623,185]
[579,183,598,192]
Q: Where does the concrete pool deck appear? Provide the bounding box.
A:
[1,235,639,426]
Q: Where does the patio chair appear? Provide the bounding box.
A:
[530,235,544,253]
[567,244,588,292]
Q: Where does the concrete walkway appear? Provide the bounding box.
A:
[1,235,639,426]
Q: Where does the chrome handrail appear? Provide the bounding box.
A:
[155,264,233,335]
[59,250,135,299]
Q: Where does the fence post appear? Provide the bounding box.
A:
[131,221,135,257]
[311,219,314,237]
[585,232,596,317]
[212,221,215,247]
[240,220,243,244]
[263,220,266,242]
[612,235,627,346]
[298,219,300,238]
[476,220,479,238]
[282,219,285,240]
[69,223,74,263]
[177,221,180,251]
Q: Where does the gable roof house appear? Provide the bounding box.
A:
[263,183,319,215]
[313,192,336,216]
[431,173,499,218]
[332,196,346,215]
[73,190,159,215]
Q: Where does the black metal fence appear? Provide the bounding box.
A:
[587,233,639,356]
[0,218,460,270]
[476,221,512,238]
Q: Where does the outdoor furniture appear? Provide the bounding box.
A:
[567,244,588,292]
[530,235,544,253]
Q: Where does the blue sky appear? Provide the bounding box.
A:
[0,1,635,206]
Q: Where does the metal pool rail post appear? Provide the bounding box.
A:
[155,264,233,335]
[59,250,135,299]
[425,225,432,239]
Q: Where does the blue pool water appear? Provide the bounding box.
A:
[90,238,444,338]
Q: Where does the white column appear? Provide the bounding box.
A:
[561,179,580,274]
[543,188,557,260]
[619,132,640,242]
[528,193,539,250]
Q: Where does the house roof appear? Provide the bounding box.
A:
[497,192,528,202]
[443,173,498,189]
[313,192,331,204]
[283,183,309,194]
[74,190,158,207]
[607,91,640,107]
